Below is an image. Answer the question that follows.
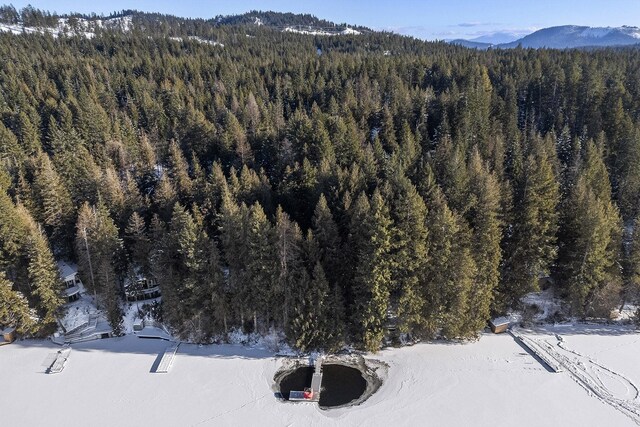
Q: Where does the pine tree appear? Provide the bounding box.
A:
[244,202,278,332]
[0,271,37,334]
[500,139,560,309]
[164,203,199,328]
[125,212,151,276]
[289,262,336,353]
[31,153,74,252]
[75,202,124,334]
[388,173,428,334]
[466,149,502,330]
[622,216,640,309]
[18,205,64,333]
[153,174,178,222]
[349,190,392,351]
[274,207,305,330]
[422,188,477,338]
[166,140,193,203]
[558,177,622,316]
[311,194,344,320]
[0,171,30,272]
[219,192,249,327]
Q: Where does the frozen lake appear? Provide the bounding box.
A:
[1,324,639,426]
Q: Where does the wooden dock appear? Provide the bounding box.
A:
[311,356,323,394]
[289,356,323,402]
[43,346,71,374]
[509,330,563,373]
[155,343,180,373]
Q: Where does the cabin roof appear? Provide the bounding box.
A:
[57,261,78,280]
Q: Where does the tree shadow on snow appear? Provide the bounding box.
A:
[6,335,277,361]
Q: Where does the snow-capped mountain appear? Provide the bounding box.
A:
[470,31,523,45]
[501,25,640,48]
[450,25,640,49]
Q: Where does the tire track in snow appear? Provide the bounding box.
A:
[527,334,640,425]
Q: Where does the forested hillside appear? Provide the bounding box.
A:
[1,8,639,351]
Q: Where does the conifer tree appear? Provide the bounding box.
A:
[311,194,343,302]
[289,262,336,353]
[466,149,502,329]
[0,271,37,334]
[500,139,560,309]
[274,207,305,330]
[166,140,193,203]
[153,174,178,222]
[422,188,477,338]
[349,190,392,351]
[18,205,64,333]
[558,177,622,316]
[32,153,74,252]
[125,212,151,276]
[244,202,278,332]
[75,202,124,334]
[388,173,428,334]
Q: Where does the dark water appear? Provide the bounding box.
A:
[279,366,314,400]
[279,364,367,407]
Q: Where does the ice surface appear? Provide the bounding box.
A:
[2,325,639,426]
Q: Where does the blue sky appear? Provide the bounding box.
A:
[5,0,640,40]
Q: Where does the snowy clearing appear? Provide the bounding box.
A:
[1,324,640,426]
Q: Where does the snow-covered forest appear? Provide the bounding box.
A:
[1,6,640,352]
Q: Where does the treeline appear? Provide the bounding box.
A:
[1,15,640,351]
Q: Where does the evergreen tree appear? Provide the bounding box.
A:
[557,177,622,316]
[18,205,64,333]
[31,153,74,252]
[311,193,345,332]
[622,217,640,310]
[243,202,278,332]
[388,173,429,334]
[0,271,37,334]
[75,202,124,334]
[500,139,560,309]
[274,207,305,331]
[125,212,151,276]
[289,262,335,352]
[422,188,477,338]
[348,190,392,351]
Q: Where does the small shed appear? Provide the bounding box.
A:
[133,319,144,331]
[2,327,16,343]
[489,317,510,334]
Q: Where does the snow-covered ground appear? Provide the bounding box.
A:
[168,36,224,47]
[283,26,361,36]
[2,324,639,426]
[0,16,132,39]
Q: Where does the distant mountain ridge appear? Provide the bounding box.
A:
[0,8,369,39]
[450,25,640,49]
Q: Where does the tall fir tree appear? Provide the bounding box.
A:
[0,271,37,334]
[348,190,392,351]
[500,139,560,310]
[18,204,64,334]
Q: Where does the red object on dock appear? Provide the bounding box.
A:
[303,388,313,399]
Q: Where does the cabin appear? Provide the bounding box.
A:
[57,261,84,303]
[489,317,510,334]
[124,273,161,302]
